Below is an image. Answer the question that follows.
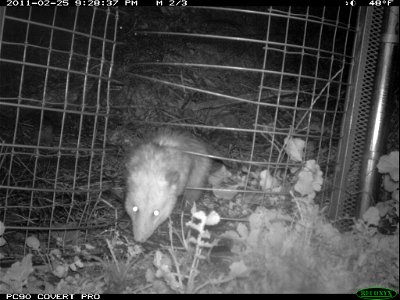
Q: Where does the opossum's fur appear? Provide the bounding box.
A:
[125,129,211,242]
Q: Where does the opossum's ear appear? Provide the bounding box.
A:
[166,171,180,185]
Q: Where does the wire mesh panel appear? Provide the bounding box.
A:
[0,7,118,252]
[114,6,359,220]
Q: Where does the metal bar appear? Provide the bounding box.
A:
[358,7,399,218]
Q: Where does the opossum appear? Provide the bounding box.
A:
[125,129,212,242]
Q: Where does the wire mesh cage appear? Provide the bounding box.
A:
[0,7,119,252]
[114,6,359,227]
[0,6,387,256]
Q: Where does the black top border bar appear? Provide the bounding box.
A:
[0,0,396,6]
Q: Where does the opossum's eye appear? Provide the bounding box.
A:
[153,210,160,217]
[132,206,139,213]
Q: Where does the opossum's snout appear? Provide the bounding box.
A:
[133,222,151,243]
[131,206,164,242]
[125,189,175,242]
[134,231,148,243]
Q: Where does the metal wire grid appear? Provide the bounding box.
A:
[0,7,118,250]
[125,7,357,205]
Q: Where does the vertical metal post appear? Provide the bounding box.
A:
[358,7,399,218]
